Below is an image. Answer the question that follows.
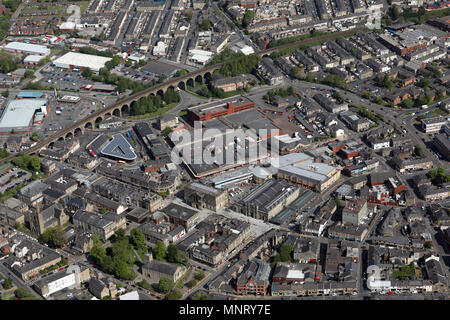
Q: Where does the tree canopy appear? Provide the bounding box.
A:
[82,67,92,78]
[12,154,41,172]
[2,278,13,290]
[0,52,19,73]
[14,287,37,300]
[428,167,450,186]
[162,126,173,137]
[130,89,180,116]
[153,241,166,261]
[414,145,424,157]
[130,228,146,250]
[191,292,210,300]
[89,233,137,281]
[201,19,211,30]
[41,225,67,248]
[158,277,174,294]
[166,289,182,300]
[166,244,187,264]
[242,9,255,28]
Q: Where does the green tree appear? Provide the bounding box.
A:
[166,289,182,300]
[419,77,430,89]
[392,5,401,20]
[114,228,127,241]
[0,52,18,73]
[23,81,44,90]
[166,244,186,264]
[191,291,210,300]
[14,287,37,300]
[130,228,146,249]
[91,234,102,246]
[158,277,174,294]
[186,279,198,289]
[400,98,414,109]
[332,90,345,104]
[117,78,129,93]
[153,241,166,260]
[3,278,13,290]
[175,69,188,77]
[41,225,67,248]
[162,127,173,136]
[194,271,205,281]
[82,67,92,78]
[362,90,371,100]
[138,59,146,67]
[113,260,135,280]
[379,74,393,90]
[201,18,211,30]
[334,197,342,207]
[1,90,9,98]
[24,70,34,79]
[30,155,40,172]
[0,148,9,159]
[414,145,424,157]
[290,66,304,79]
[242,9,255,28]
[1,292,11,300]
[279,243,293,262]
[90,244,107,266]
[427,167,450,185]
[138,279,152,289]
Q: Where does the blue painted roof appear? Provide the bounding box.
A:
[17,91,44,98]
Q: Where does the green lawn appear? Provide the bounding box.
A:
[79,1,90,14]
[128,102,179,120]
[23,5,65,15]
[23,1,90,15]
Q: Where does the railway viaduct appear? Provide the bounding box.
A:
[0,27,364,163]
[0,63,222,161]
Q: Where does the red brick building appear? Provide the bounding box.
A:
[187,96,255,124]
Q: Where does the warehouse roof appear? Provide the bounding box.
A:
[0,99,47,131]
[4,41,50,55]
[54,52,112,71]
[24,55,45,63]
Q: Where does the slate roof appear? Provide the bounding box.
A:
[101,133,137,161]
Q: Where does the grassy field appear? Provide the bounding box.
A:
[128,102,179,120]
[23,5,64,15]
[23,1,90,16]
[79,1,89,14]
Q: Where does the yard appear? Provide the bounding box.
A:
[128,102,179,120]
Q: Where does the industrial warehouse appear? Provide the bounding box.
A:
[3,41,51,56]
[0,98,48,134]
[53,52,112,72]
